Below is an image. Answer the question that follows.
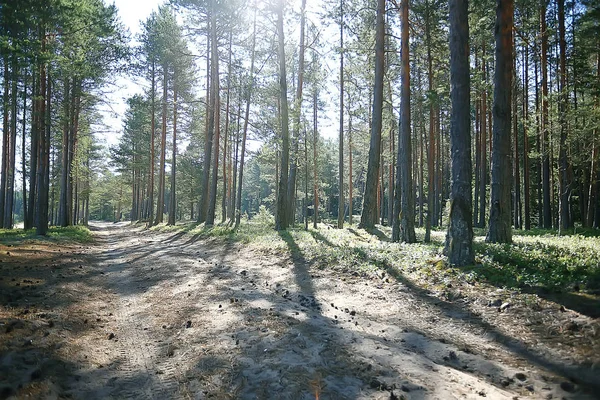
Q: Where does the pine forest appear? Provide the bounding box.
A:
[0,0,599,398]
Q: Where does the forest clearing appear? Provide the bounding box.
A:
[0,221,599,399]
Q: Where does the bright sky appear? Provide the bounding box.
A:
[112,0,164,37]
[100,0,338,149]
[100,0,164,147]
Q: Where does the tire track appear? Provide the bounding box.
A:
[93,224,184,400]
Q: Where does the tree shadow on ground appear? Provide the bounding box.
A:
[366,227,390,242]
[87,222,600,395]
[299,228,600,395]
[463,240,600,318]
[0,236,176,399]
[6,222,597,398]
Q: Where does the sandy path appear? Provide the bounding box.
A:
[57,222,595,400]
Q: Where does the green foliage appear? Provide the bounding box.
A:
[151,220,600,294]
[0,225,93,243]
[88,171,129,221]
[472,234,600,291]
[253,205,275,227]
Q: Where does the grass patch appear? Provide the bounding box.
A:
[470,233,600,291]
[0,225,93,243]
[148,214,600,293]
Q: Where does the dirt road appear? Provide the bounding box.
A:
[1,222,598,399]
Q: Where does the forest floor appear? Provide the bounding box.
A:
[0,221,599,400]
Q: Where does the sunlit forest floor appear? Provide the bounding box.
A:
[0,219,599,399]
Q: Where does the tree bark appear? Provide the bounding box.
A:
[523,42,531,230]
[287,0,307,226]
[154,65,168,225]
[59,79,70,227]
[36,33,49,235]
[206,8,221,226]
[478,42,487,228]
[445,0,474,264]
[425,0,435,242]
[235,5,257,228]
[587,53,600,228]
[393,0,416,243]
[21,74,27,225]
[148,59,156,226]
[67,81,81,226]
[4,56,17,228]
[349,113,353,225]
[359,0,385,230]
[168,84,177,225]
[1,57,10,229]
[26,62,39,230]
[487,0,514,244]
[338,0,344,229]
[540,2,551,229]
[222,31,233,224]
[229,91,241,222]
[474,52,480,227]
[275,0,290,231]
[557,0,570,233]
[513,31,521,229]
[313,85,319,229]
[198,19,212,223]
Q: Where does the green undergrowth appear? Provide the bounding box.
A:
[0,225,93,244]
[471,234,600,292]
[149,214,600,293]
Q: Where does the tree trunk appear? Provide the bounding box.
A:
[59,79,70,227]
[487,0,513,244]
[275,0,291,231]
[287,0,307,226]
[474,52,480,227]
[534,50,542,226]
[222,31,233,224]
[437,105,443,226]
[0,57,8,229]
[154,65,168,225]
[540,2,551,229]
[148,59,156,226]
[206,11,221,227]
[523,42,531,230]
[230,92,241,222]
[557,0,570,233]
[313,86,319,229]
[588,144,598,228]
[425,2,435,242]
[445,0,474,264]
[513,32,521,230]
[393,0,416,243]
[419,116,424,228]
[235,5,257,228]
[388,119,395,226]
[21,74,27,225]
[26,64,39,230]
[337,0,344,229]
[587,53,600,227]
[168,85,177,225]
[36,33,49,236]
[359,0,385,230]
[198,20,212,223]
[3,57,17,228]
[304,127,309,230]
[478,42,487,228]
[349,113,353,225]
[68,80,81,226]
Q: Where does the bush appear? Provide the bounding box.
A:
[253,205,274,227]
